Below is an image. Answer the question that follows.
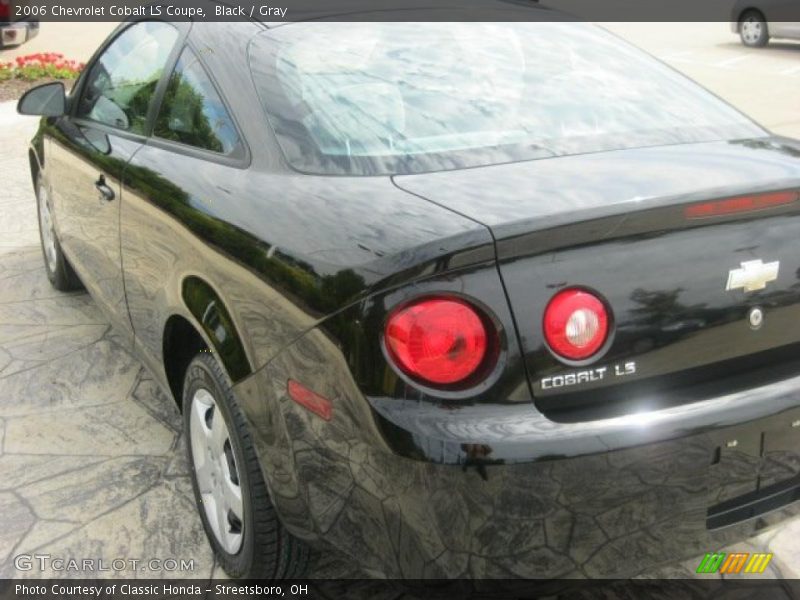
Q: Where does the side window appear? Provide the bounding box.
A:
[76,22,179,134]
[154,48,241,154]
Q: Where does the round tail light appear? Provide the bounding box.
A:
[543,289,610,361]
[384,297,490,386]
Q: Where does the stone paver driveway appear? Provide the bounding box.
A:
[0,100,218,580]
[2,98,800,591]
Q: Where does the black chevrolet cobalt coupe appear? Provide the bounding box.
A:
[17,11,800,580]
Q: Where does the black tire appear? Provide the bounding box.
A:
[35,173,83,291]
[182,351,310,579]
[739,10,769,47]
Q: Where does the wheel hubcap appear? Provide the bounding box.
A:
[37,183,57,272]
[742,18,762,43]
[190,388,244,554]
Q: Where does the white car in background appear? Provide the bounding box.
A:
[0,0,39,48]
[731,0,800,47]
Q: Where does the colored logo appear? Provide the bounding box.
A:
[696,552,773,574]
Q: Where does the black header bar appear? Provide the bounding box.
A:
[5,0,800,23]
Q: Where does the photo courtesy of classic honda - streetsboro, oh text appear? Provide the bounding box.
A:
[14,1,800,580]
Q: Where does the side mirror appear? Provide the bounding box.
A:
[17,82,66,117]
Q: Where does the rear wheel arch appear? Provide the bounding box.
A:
[164,312,310,577]
[162,314,209,408]
[162,276,253,408]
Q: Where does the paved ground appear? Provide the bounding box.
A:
[1,22,800,589]
[0,101,220,580]
[604,22,800,139]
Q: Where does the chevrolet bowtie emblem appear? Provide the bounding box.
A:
[726,260,780,293]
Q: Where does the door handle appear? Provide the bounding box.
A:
[95,175,115,202]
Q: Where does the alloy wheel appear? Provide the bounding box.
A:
[741,17,763,45]
[189,387,244,554]
[37,182,57,273]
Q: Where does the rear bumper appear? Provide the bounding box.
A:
[0,22,38,47]
[236,333,800,578]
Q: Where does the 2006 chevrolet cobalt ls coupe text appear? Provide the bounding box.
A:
[16,11,800,579]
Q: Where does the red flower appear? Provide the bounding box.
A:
[3,51,84,80]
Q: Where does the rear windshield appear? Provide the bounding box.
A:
[249,22,766,176]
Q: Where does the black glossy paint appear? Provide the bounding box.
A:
[46,116,142,340]
[182,276,251,381]
[27,18,800,579]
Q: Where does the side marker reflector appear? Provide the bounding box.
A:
[287,380,332,421]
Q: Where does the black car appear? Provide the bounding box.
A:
[16,10,800,580]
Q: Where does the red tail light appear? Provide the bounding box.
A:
[384,297,490,386]
[543,289,610,361]
[685,191,798,219]
[0,1,10,19]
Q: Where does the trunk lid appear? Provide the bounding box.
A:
[394,138,800,420]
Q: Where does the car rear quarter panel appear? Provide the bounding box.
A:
[120,152,494,390]
[119,22,495,391]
